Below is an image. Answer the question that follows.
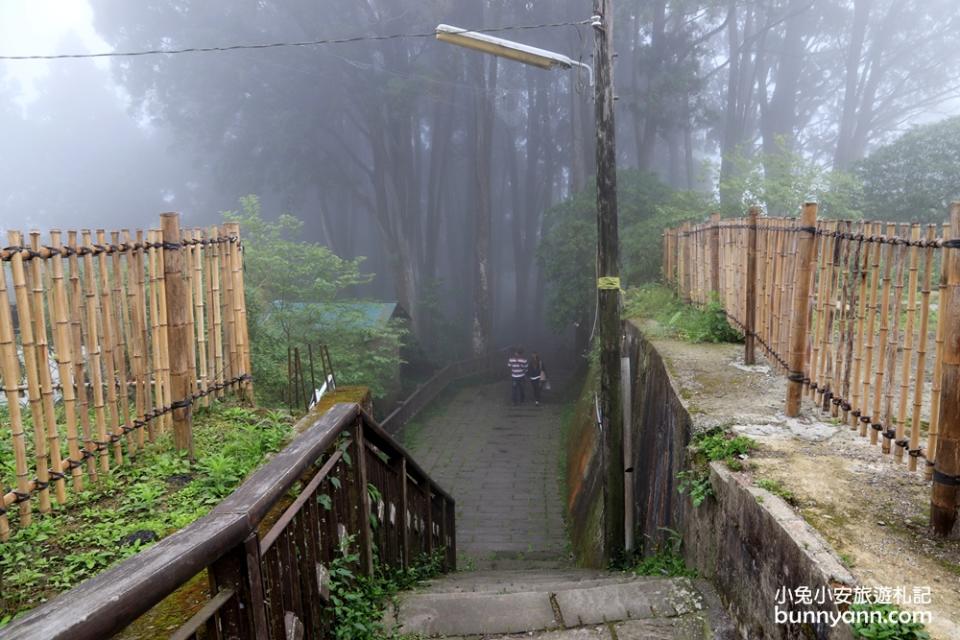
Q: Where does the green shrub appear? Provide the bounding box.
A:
[624,285,742,344]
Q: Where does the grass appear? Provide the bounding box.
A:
[677,427,757,507]
[0,402,293,624]
[624,284,742,344]
[613,528,696,578]
[755,478,799,506]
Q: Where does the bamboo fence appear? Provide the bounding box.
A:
[662,204,960,506]
[0,213,252,540]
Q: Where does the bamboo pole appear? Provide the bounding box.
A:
[839,227,864,424]
[68,230,96,480]
[192,229,209,407]
[8,231,53,512]
[745,208,759,365]
[849,227,871,430]
[871,224,897,446]
[880,225,908,456]
[182,229,199,403]
[224,222,253,400]
[27,231,67,504]
[81,230,111,473]
[829,222,853,417]
[209,227,225,398]
[909,225,936,472]
[96,230,124,466]
[0,257,33,527]
[147,228,163,425]
[161,213,194,457]
[108,230,135,455]
[781,220,799,369]
[771,220,786,371]
[810,222,830,399]
[861,223,883,438]
[927,221,950,480]
[221,226,237,384]
[786,204,819,417]
[931,203,960,537]
[48,231,83,490]
[894,224,922,463]
[124,230,149,446]
[815,221,839,405]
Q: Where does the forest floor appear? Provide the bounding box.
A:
[638,322,960,640]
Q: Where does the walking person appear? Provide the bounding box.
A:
[507,348,528,405]
[528,352,547,406]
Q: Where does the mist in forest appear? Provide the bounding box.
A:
[3,0,960,356]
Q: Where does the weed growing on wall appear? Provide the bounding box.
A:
[677,428,757,508]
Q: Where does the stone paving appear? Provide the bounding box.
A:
[403,374,569,565]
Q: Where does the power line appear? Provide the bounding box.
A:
[0,21,590,61]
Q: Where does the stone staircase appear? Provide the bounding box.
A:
[385,568,738,639]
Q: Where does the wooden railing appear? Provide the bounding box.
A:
[0,403,455,639]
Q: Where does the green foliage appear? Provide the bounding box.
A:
[719,144,863,219]
[855,116,960,223]
[328,536,444,640]
[224,196,404,404]
[538,171,713,330]
[677,428,757,508]
[624,529,696,578]
[676,469,714,507]
[755,478,798,506]
[0,403,292,622]
[850,603,930,640]
[623,285,742,344]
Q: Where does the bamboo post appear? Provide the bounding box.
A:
[110,231,136,453]
[95,230,124,466]
[909,225,936,471]
[221,226,237,384]
[27,232,67,504]
[192,229,210,407]
[871,224,898,446]
[81,230,112,473]
[927,221,950,480]
[894,224,922,463]
[147,230,166,433]
[9,231,52,511]
[48,231,83,490]
[709,213,721,295]
[68,231,96,480]
[0,258,33,528]
[861,223,883,438]
[745,207,759,364]
[931,202,960,537]
[224,222,253,401]
[183,230,199,404]
[161,213,194,457]
[829,221,853,417]
[209,227,225,398]
[839,227,864,423]
[880,225,908,455]
[125,230,150,445]
[849,228,871,429]
[785,203,818,417]
[681,223,691,303]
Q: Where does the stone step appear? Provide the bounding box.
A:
[386,575,726,638]
[418,572,651,595]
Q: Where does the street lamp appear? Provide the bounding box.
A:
[434,24,593,85]
[436,8,624,557]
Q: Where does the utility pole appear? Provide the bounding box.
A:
[593,0,624,557]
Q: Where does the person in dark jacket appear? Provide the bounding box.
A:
[527,352,547,406]
[507,348,528,405]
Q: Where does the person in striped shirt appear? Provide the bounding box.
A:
[507,348,528,406]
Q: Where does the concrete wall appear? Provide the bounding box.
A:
[565,324,856,639]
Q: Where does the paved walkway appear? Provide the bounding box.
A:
[403,374,569,566]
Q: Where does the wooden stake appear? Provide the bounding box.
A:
[849,227,871,429]
[786,204,819,417]
[96,230,124,466]
[745,208,759,365]
[931,203,960,537]
[861,222,883,438]
[871,224,897,446]
[224,222,253,400]
[209,226,225,398]
[161,213,194,457]
[81,230,111,474]
[192,229,210,407]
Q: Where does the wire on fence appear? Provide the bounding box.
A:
[0,217,253,540]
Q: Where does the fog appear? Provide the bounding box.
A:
[3,0,960,355]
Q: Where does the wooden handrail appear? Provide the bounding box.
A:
[1,402,455,640]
